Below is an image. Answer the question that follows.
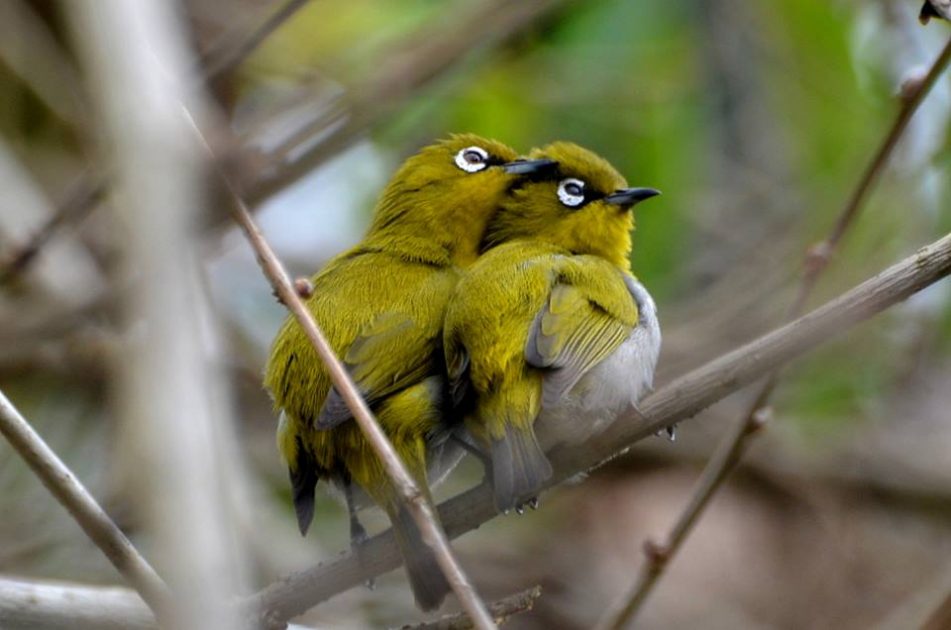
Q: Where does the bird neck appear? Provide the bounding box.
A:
[364,197,492,268]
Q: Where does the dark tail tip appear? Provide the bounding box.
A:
[393,505,451,611]
[289,440,318,535]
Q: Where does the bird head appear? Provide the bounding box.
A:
[482,141,660,269]
[367,134,557,266]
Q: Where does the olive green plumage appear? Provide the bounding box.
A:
[444,142,661,512]
[264,134,547,610]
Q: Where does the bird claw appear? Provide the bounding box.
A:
[655,424,677,442]
[511,497,538,515]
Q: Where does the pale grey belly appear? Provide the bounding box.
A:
[535,281,661,451]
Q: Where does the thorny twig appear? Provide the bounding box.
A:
[597,34,951,630]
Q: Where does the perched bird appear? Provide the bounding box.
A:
[920,0,951,23]
[264,134,556,610]
[443,142,661,512]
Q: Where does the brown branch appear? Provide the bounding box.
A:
[241,0,569,205]
[0,576,154,630]
[69,1,254,628]
[0,0,567,285]
[0,391,170,620]
[224,170,495,628]
[2,231,948,629]
[399,586,543,630]
[244,230,951,625]
[595,33,951,630]
[198,0,311,84]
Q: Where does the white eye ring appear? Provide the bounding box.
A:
[454,146,489,173]
[557,178,586,207]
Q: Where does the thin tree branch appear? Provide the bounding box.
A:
[0,392,170,620]
[198,0,311,84]
[2,232,948,629]
[0,576,154,630]
[243,230,951,625]
[69,1,251,628]
[224,169,495,629]
[398,586,543,630]
[241,0,569,205]
[0,0,568,285]
[595,33,951,630]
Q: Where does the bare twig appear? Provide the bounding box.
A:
[245,231,951,625]
[198,0,311,84]
[0,0,568,284]
[0,175,104,287]
[2,232,948,629]
[69,1,250,628]
[399,586,543,630]
[0,392,170,619]
[242,0,569,205]
[596,34,951,630]
[226,180,495,628]
[0,576,154,630]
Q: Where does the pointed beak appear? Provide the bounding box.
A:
[603,187,661,209]
[501,158,559,175]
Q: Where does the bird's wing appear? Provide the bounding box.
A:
[525,267,638,408]
[318,311,436,429]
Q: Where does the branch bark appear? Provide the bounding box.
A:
[245,231,951,625]
[0,392,169,618]
[596,33,951,630]
[0,577,153,630]
[227,188,495,629]
[2,231,948,628]
[69,2,251,628]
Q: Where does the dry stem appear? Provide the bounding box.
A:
[398,586,542,630]
[2,231,949,628]
[227,193,495,628]
[245,230,951,625]
[596,33,951,630]
[0,392,170,619]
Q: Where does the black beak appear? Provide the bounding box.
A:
[502,158,559,175]
[603,187,661,208]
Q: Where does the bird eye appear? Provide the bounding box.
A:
[454,146,490,173]
[557,178,586,207]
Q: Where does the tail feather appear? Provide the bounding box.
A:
[490,424,553,512]
[289,436,318,536]
[390,503,451,611]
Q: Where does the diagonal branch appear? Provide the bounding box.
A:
[2,231,948,628]
[244,230,951,626]
[198,0,311,84]
[224,171,495,628]
[0,391,170,620]
[596,33,951,630]
[400,586,543,630]
[0,0,568,286]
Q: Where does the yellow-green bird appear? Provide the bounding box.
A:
[265,134,553,610]
[443,142,661,512]
[264,134,556,610]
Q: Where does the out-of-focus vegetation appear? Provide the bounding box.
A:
[1,0,950,628]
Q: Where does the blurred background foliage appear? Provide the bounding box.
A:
[1,0,950,628]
